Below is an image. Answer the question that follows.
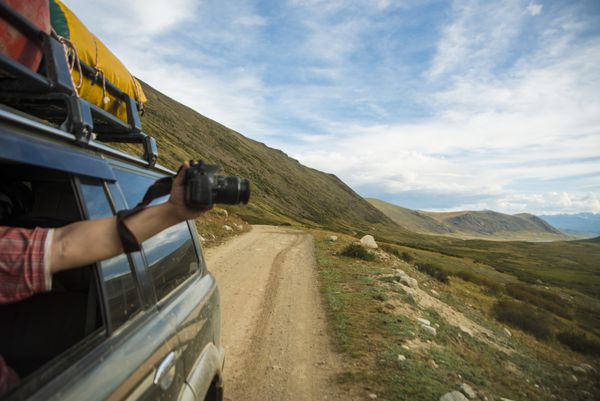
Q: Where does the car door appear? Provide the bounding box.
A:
[110,163,223,400]
[51,176,185,401]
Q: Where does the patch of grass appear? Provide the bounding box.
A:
[493,300,552,340]
[380,243,414,262]
[505,283,572,319]
[557,331,600,356]
[314,231,599,401]
[415,262,449,284]
[340,243,375,261]
[454,270,503,293]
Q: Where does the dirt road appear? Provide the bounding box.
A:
[204,225,355,401]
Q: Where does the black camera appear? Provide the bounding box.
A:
[184,160,250,209]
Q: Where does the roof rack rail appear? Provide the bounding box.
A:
[0,2,158,166]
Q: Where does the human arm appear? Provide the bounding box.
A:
[49,161,205,273]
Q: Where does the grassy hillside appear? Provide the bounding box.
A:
[366,198,453,235]
[368,198,568,241]
[314,231,600,401]
[136,83,403,236]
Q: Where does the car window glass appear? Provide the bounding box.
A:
[113,169,199,300]
[113,169,168,208]
[144,222,198,299]
[79,179,142,330]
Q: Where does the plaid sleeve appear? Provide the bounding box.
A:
[0,226,53,304]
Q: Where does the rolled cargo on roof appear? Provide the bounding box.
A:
[50,0,147,123]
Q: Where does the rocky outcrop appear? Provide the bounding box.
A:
[360,235,378,249]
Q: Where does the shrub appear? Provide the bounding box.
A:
[400,252,413,263]
[493,300,552,340]
[505,283,572,319]
[557,332,600,356]
[454,270,502,293]
[415,263,449,284]
[340,243,375,261]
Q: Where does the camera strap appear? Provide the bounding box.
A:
[116,176,173,253]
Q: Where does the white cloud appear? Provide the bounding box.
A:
[64,0,197,36]
[428,0,524,79]
[526,2,543,16]
[450,192,600,215]
[234,15,268,27]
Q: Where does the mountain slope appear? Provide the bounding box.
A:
[137,83,402,236]
[366,198,453,235]
[367,199,567,241]
[540,213,600,237]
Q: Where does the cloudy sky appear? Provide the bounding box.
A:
[65,0,600,215]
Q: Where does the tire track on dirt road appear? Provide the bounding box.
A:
[205,225,358,401]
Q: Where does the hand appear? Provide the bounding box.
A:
[167,161,212,221]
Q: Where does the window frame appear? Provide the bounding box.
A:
[76,176,147,335]
[106,159,203,307]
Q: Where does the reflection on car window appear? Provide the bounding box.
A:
[113,169,168,208]
[144,222,198,299]
[113,169,199,300]
[79,179,142,330]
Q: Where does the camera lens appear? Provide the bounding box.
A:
[215,176,251,205]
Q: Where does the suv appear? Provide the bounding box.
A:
[0,3,224,401]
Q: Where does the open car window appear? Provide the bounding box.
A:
[0,163,105,397]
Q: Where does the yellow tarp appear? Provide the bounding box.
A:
[52,0,146,124]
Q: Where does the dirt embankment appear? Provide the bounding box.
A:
[204,225,357,401]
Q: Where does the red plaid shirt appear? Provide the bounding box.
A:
[0,226,53,395]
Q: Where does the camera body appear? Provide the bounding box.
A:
[184,160,250,209]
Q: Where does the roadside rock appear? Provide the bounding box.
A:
[215,208,228,217]
[439,390,468,401]
[503,327,512,337]
[417,318,431,326]
[459,325,474,337]
[223,225,233,231]
[397,354,406,362]
[421,323,437,336]
[407,292,418,304]
[459,383,476,399]
[328,235,338,242]
[368,393,378,399]
[400,276,419,289]
[431,289,440,297]
[360,235,378,249]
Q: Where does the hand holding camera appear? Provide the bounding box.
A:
[168,160,251,221]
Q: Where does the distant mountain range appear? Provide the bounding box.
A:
[539,213,600,237]
[367,198,569,241]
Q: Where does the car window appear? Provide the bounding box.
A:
[112,169,199,300]
[0,163,105,396]
[79,179,142,330]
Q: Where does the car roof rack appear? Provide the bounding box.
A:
[0,2,158,167]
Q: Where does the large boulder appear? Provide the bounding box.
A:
[360,235,378,249]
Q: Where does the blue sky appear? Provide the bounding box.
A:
[65,0,600,215]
